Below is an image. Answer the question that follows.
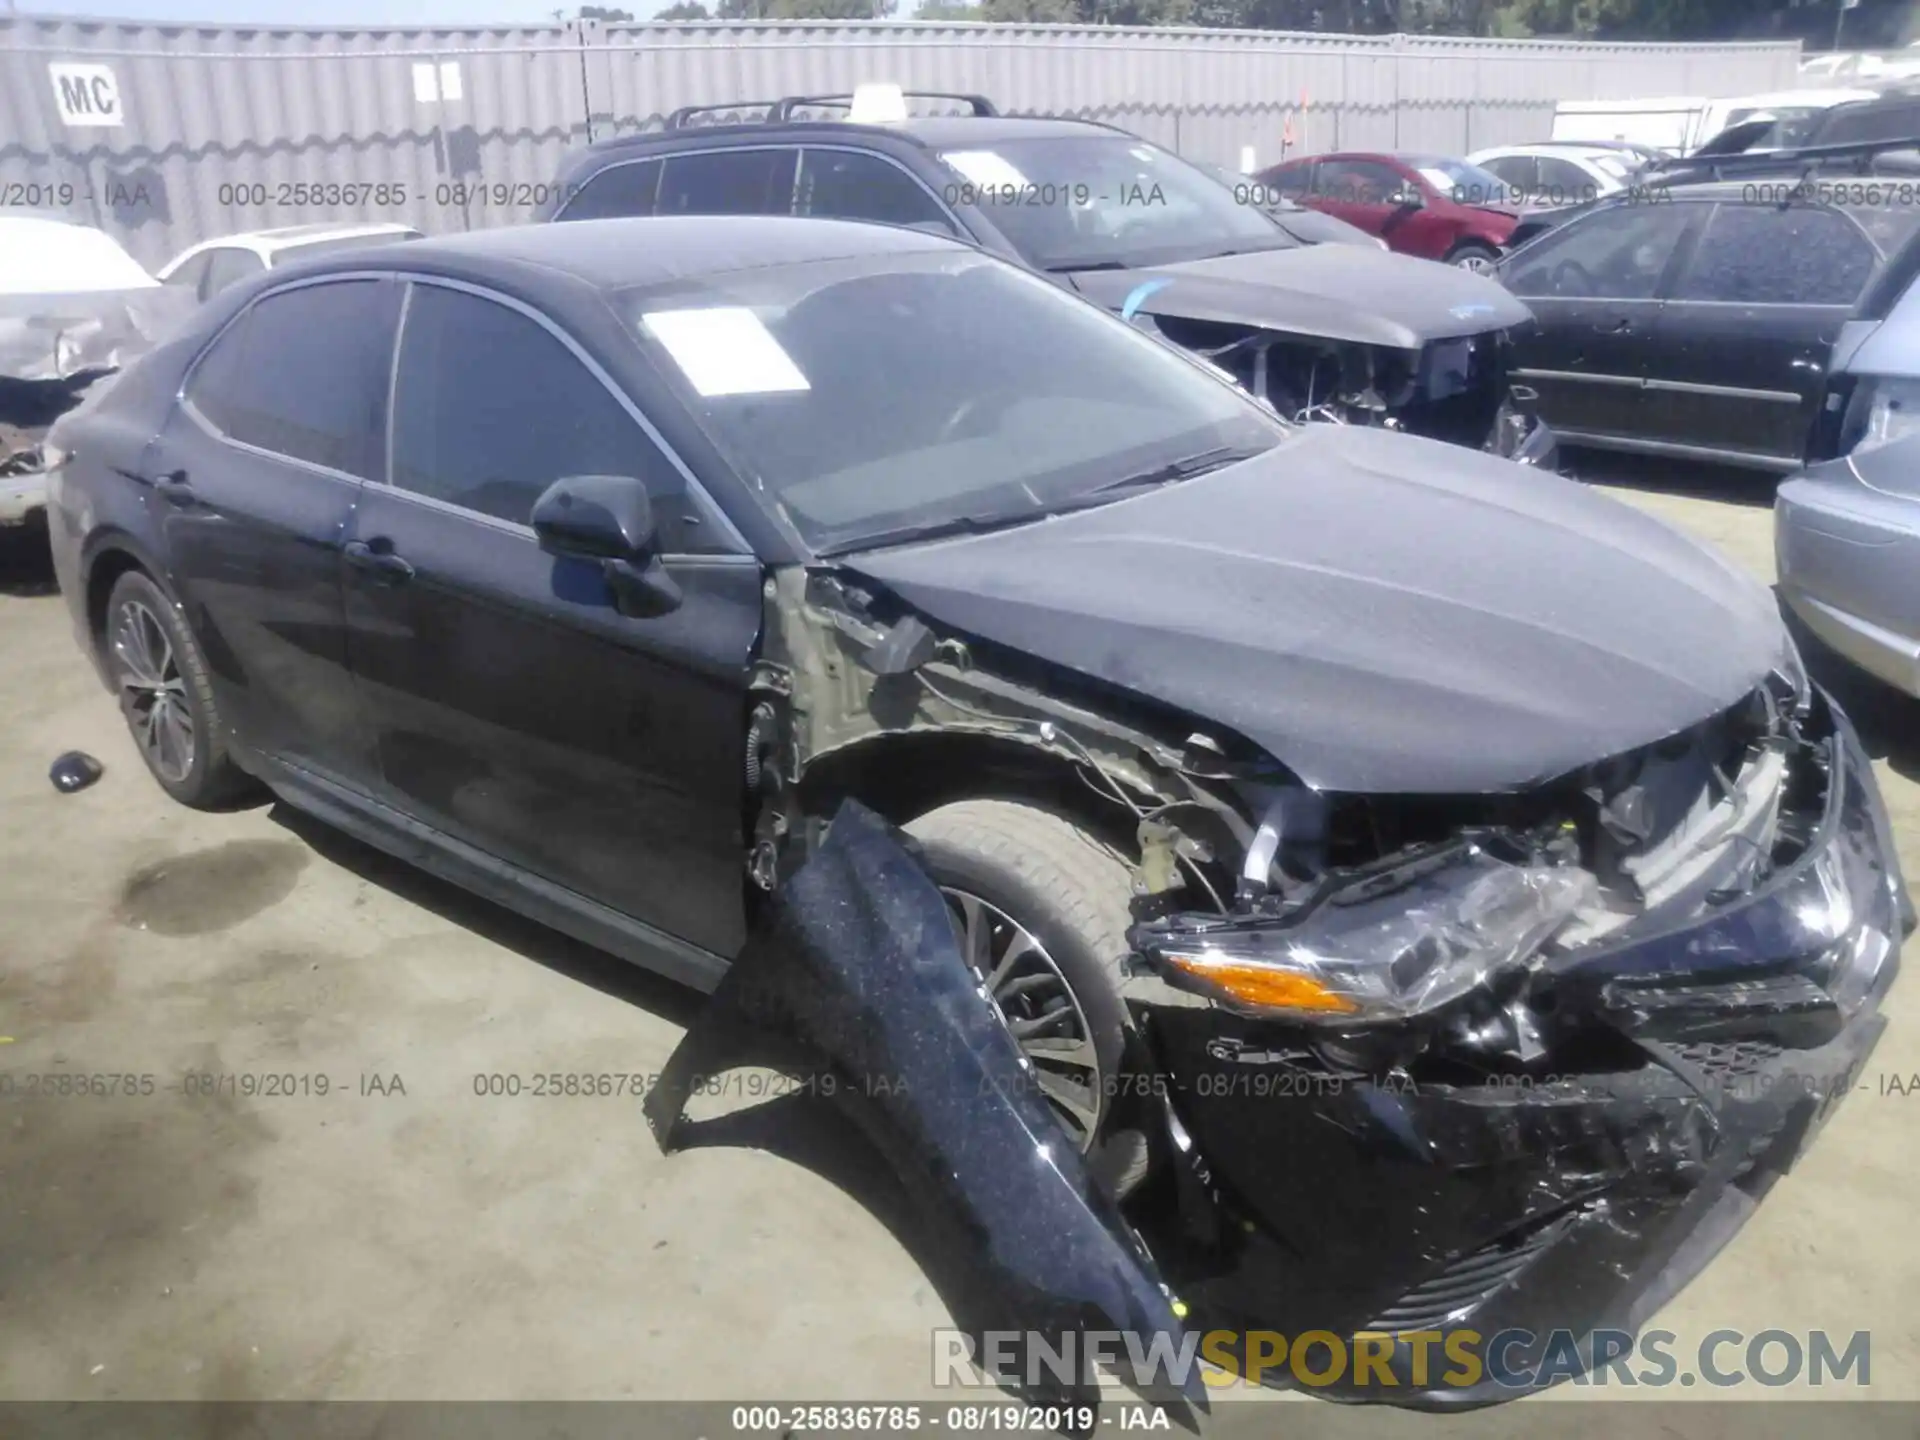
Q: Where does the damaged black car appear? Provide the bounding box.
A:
[539,92,1556,467]
[46,216,1903,1406]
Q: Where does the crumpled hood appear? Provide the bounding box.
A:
[1066,244,1534,349]
[0,286,200,383]
[842,424,1786,795]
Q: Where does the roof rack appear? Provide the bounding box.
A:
[1651,131,1920,184]
[766,91,999,121]
[663,100,782,130]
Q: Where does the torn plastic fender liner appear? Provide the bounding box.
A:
[645,801,1202,1409]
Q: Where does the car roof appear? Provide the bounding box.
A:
[287,213,965,292]
[577,111,1114,164]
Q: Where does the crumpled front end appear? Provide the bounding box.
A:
[1125,683,1906,1404]
[1137,313,1557,470]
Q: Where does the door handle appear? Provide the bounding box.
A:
[152,469,194,507]
[343,539,415,584]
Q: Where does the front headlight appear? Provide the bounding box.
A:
[1838,375,1920,456]
[1134,844,1596,1024]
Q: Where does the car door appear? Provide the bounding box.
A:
[341,279,762,959]
[1501,199,1708,444]
[1309,158,1403,242]
[156,275,399,787]
[1644,201,1880,465]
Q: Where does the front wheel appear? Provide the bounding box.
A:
[905,799,1150,1196]
[1447,241,1502,275]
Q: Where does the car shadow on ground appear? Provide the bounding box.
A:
[268,800,1049,1384]
[1563,447,1781,509]
[0,514,57,596]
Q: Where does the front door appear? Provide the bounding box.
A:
[342,280,762,959]
[1501,199,1707,446]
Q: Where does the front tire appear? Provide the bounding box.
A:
[904,799,1149,1195]
[104,569,258,810]
[1447,241,1501,274]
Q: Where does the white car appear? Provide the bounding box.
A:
[1465,144,1639,209]
[156,222,423,302]
[2,213,192,526]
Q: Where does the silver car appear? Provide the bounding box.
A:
[1777,252,1920,697]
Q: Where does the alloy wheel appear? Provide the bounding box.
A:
[111,598,195,784]
[940,887,1105,1150]
[1453,252,1499,275]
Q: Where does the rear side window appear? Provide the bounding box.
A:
[655,149,798,217]
[559,158,662,221]
[387,283,725,552]
[795,148,953,231]
[185,279,397,479]
[1675,204,1877,306]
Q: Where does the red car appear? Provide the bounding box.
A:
[1253,151,1519,273]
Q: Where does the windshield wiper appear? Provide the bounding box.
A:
[816,508,1048,558]
[1079,443,1268,499]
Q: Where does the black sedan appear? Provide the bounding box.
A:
[1501,180,1920,471]
[45,216,1904,1403]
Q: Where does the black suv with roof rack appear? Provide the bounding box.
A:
[535,90,1558,467]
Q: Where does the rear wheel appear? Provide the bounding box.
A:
[904,799,1150,1196]
[104,569,258,810]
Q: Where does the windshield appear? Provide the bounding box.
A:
[1723,105,1826,148]
[623,249,1283,555]
[1408,156,1517,207]
[934,135,1289,271]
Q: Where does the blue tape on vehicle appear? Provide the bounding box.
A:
[1121,277,1173,321]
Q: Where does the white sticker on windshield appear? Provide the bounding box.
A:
[943,149,1030,190]
[641,307,810,398]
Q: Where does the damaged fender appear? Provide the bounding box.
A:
[645,801,1203,1411]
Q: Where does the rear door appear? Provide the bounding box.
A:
[342,279,762,959]
[158,276,398,787]
[1501,198,1707,444]
[1644,202,1879,464]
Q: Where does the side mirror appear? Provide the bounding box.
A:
[531,474,682,617]
[1390,187,1426,210]
[532,473,656,560]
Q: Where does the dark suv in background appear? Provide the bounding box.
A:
[537,90,1556,467]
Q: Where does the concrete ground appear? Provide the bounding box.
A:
[2,454,1918,1426]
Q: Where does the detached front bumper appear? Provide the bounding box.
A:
[1126,711,1905,1406]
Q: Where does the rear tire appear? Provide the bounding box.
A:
[905,798,1150,1197]
[103,569,259,810]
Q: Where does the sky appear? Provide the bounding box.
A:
[4,0,834,23]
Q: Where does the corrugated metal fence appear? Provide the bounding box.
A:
[1,16,1799,267]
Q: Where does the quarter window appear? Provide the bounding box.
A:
[1675,204,1878,306]
[185,279,397,479]
[388,283,725,553]
[655,149,798,217]
[794,149,953,231]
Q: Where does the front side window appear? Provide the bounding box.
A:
[1535,156,1605,205]
[624,250,1283,555]
[1314,159,1406,205]
[560,158,663,221]
[794,148,954,232]
[655,149,798,217]
[185,279,396,478]
[388,283,723,552]
[1504,202,1700,300]
[935,135,1287,271]
[1675,204,1876,306]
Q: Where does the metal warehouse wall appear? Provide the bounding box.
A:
[0,15,1799,267]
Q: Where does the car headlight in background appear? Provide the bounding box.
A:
[1134,845,1597,1024]
[1838,375,1920,457]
